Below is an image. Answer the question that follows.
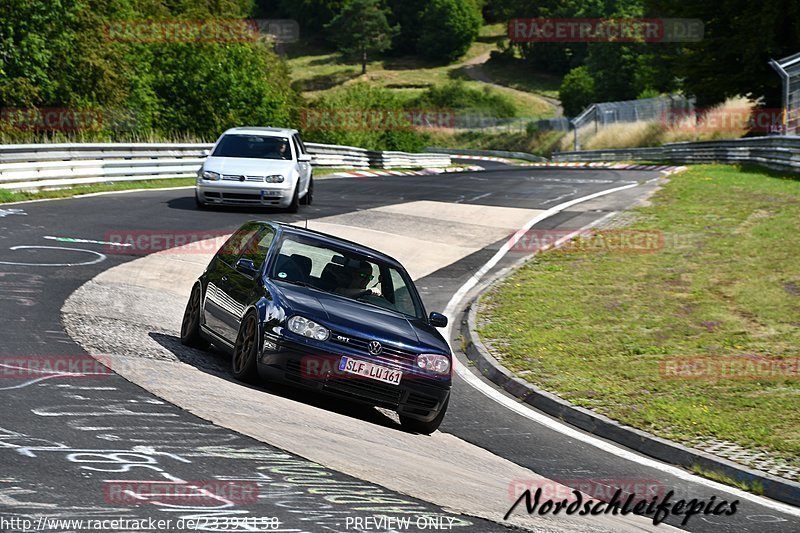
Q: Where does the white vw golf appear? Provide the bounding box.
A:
[196,127,313,212]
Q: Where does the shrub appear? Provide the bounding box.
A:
[416,0,481,63]
[410,81,516,118]
[559,66,595,117]
[301,83,430,151]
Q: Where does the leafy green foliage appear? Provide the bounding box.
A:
[646,0,800,107]
[0,0,300,140]
[325,0,398,74]
[417,0,482,63]
[559,66,595,116]
[385,0,429,54]
[410,80,516,117]
[302,83,429,151]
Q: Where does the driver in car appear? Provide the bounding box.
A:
[336,261,376,298]
[276,140,290,159]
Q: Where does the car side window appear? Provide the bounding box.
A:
[294,134,308,154]
[389,269,416,317]
[291,135,302,160]
[217,225,260,266]
[239,228,276,270]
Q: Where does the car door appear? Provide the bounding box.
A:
[223,227,276,337]
[203,223,261,343]
[292,134,311,194]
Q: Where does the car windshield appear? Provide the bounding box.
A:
[269,236,424,319]
[212,134,291,160]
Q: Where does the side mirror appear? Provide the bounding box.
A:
[297,154,312,162]
[201,149,210,157]
[429,312,448,328]
[235,258,258,277]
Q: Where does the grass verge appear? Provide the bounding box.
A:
[0,178,197,204]
[477,164,800,475]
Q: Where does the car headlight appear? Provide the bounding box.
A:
[264,175,284,183]
[416,354,450,375]
[287,315,330,341]
[202,170,220,181]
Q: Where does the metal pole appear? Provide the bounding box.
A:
[769,59,790,134]
[572,122,578,151]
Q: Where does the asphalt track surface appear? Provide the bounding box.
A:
[0,164,798,532]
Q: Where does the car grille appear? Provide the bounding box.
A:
[324,377,402,407]
[329,332,418,366]
[221,174,266,182]
[407,391,439,410]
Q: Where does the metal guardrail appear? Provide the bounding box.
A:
[425,147,547,162]
[553,135,800,173]
[0,142,451,191]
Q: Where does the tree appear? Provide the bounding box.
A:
[417,0,481,63]
[646,0,800,107]
[325,0,399,75]
[559,66,595,117]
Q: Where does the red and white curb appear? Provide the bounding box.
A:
[321,162,686,180]
[518,161,686,173]
[448,154,516,164]
[322,165,484,179]
[444,155,686,174]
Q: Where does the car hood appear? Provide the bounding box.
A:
[204,157,294,176]
[272,282,449,354]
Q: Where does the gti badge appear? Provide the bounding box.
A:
[368,341,383,355]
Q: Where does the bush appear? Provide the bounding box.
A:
[559,66,595,117]
[0,1,300,141]
[301,83,430,151]
[410,81,516,118]
[416,0,481,63]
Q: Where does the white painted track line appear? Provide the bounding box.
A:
[442,183,800,518]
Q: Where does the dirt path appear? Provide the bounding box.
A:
[462,51,564,117]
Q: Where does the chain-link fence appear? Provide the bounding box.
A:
[769,52,800,135]
[569,94,695,150]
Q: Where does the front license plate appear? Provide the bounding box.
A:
[338,357,402,385]
[260,190,282,198]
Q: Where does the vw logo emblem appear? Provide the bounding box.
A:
[368,341,382,355]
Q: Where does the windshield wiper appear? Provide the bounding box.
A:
[275,278,314,288]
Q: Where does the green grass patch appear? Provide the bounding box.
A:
[285,25,554,118]
[483,56,563,100]
[0,178,197,204]
[478,165,800,473]
[690,465,764,494]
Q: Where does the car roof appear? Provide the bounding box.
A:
[257,221,404,267]
[221,127,298,137]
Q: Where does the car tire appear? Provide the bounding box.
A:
[195,192,208,210]
[300,176,313,206]
[286,182,300,213]
[399,397,449,435]
[180,283,210,349]
[232,311,260,383]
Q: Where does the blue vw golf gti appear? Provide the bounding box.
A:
[181,221,452,434]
